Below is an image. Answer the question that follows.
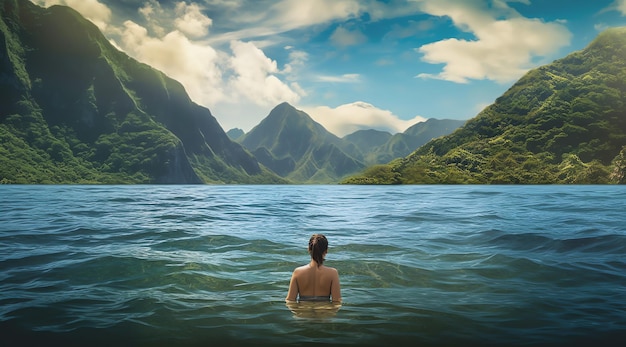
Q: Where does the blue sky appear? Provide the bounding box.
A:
[33,0,626,136]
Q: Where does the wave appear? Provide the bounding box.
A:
[2,185,626,346]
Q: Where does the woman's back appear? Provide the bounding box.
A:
[285,234,341,303]
[291,264,339,299]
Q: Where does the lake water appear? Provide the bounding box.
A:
[1,185,625,346]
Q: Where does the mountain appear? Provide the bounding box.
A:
[226,128,245,140]
[343,119,465,165]
[344,28,626,184]
[238,102,365,183]
[343,129,392,151]
[237,103,463,183]
[381,118,466,160]
[403,118,466,140]
[0,0,283,184]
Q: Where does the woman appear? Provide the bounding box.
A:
[285,234,342,303]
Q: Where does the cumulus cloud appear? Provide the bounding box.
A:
[33,0,111,30]
[32,0,435,135]
[174,2,213,38]
[302,102,427,137]
[137,0,168,36]
[228,40,301,107]
[118,20,226,105]
[136,1,212,38]
[42,0,304,126]
[414,0,572,83]
[116,22,303,113]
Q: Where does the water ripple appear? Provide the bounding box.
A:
[1,185,625,346]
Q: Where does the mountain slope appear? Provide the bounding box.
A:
[344,118,465,165]
[384,118,466,159]
[238,102,365,183]
[345,28,626,184]
[0,0,282,184]
[342,129,392,153]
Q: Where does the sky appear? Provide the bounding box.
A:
[31,0,626,137]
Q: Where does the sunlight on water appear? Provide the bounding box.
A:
[1,185,626,346]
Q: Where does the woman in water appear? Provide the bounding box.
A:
[285,234,342,303]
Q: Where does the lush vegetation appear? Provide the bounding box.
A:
[6,0,624,185]
[236,103,463,183]
[344,28,626,184]
[343,119,465,165]
[0,0,282,184]
[238,102,365,183]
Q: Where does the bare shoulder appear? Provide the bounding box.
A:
[323,265,339,275]
[293,264,309,273]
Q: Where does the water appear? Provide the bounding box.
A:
[1,185,625,346]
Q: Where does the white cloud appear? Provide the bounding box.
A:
[268,0,362,31]
[136,1,212,38]
[32,0,431,136]
[138,0,167,37]
[205,0,424,46]
[204,0,365,45]
[116,21,302,115]
[228,40,301,107]
[282,47,309,75]
[302,102,427,137]
[414,0,572,83]
[34,0,111,31]
[118,20,226,105]
[330,26,367,47]
[44,0,305,129]
[174,2,213,38]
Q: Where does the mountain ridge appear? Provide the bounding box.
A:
[238,102,365,183]
[344,118,466,165]
[235,102,464,183]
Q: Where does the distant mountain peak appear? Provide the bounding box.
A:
[274,101,294,108]
[239,103,364,183]
[267,102,304,119]
[267,102,302,117]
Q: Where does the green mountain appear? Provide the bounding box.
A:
[343,119,465,165]
[238,102,365,183]
[342,129,392,164]
[0,0,283,184]
[404,118,466,140]
[226,128,245,141]
[345,28,626,184]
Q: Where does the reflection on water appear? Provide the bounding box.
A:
[285,301,342,319]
